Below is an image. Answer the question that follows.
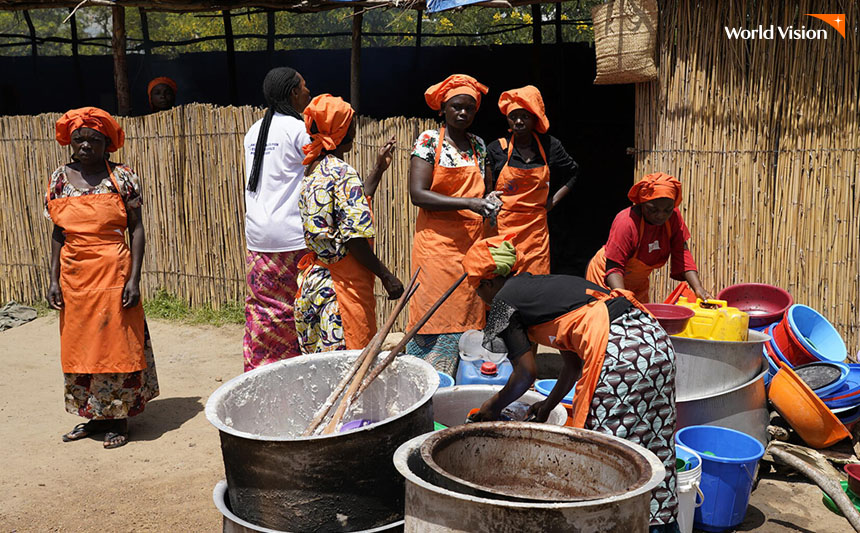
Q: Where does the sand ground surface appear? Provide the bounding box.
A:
[0,316,848,532]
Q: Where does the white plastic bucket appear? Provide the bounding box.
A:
[676,444,704,533]
[458,329,507,364]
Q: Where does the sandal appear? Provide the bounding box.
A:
[103,431,128,449]
[62,420,105,442]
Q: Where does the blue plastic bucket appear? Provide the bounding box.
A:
[437,372,455,388]
[785,304,847,363]
[534,379,575,405]
[676,426,765,532]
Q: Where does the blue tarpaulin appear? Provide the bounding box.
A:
[426,0,486,14]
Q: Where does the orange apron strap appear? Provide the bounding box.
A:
[498,137,508,151]
[434,126,446,168]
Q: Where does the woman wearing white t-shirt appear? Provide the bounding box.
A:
[243,67,311,371]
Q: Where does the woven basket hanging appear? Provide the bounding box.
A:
[591,0,659,85]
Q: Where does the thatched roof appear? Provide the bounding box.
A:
[0,0,523,14]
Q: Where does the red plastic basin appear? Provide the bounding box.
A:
[717,283,793,327]
[644,304,695,335]
[846,464,860,496]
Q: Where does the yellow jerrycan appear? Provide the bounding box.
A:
[674,297,749,341]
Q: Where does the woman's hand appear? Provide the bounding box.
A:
[526,400,552,423]
[122,279,141,308]
[467,197,499,218]
[381,271,404,300]
[375,136,396,173]
[47,283,64,310]
[694,287,713,302]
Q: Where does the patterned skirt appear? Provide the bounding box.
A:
[584,309,678,526]
[295,264,345,354]
[406,333,462,376]
[64,321,159,420]
[244,249,307,371]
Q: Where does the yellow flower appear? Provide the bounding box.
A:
[523,13,533,24]
[492,12,502,22]
[440,17,453,29]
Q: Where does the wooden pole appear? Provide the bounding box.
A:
[69,8,83,104]
[532,4,542,45]
[112,6,131,116]
[23,10,37,57]
[350,7,363,112]
[266,9,275,59]
[140,8,152,62]
[416,9,423,49]
[555,2,563,44]
[223,10,239,105]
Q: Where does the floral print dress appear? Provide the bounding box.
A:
[45,164,159,420]
[295,155,375,354]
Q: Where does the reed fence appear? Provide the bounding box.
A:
[639,0,859,352]
[0,105,433,331]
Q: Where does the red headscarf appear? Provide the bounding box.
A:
[627,172,683,207]
[424,74,489,111]
[498,85,550,134]
[462,234,519,288]
[302,94,355,165]
[147,76,178,108]
[55,107,125,152]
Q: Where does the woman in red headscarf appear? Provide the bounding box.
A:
[486,85,579,275]
[147,77,177,112]
[406,74,499,376]
[294,94,403,353]
[586,172,711,303]
[47,107,158,449]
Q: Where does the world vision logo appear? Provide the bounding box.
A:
[724,13,846,40]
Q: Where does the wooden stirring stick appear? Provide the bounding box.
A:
[303,268,420,436]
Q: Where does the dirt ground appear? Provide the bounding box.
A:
[0,316,850,532]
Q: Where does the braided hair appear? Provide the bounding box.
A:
[247,67,304,192]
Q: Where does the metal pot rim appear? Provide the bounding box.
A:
[205,350,439,441]
[670,329,771,346]
[395,427,664,509]
[677,367,768,403]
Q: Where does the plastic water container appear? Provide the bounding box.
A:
[675,444,704,533]
[455,359,513,386]
[676,426,765,532]
[674,297,749,341]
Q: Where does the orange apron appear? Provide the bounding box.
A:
[408,126,485,334]
[527,288,649,428]
[491,135,551,275]
[297,248,378,351]
[585,217,672,303]
[45,164,146,374]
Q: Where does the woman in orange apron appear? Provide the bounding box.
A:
[295,94,403,354]
[47,107,158,449]
[463,236,679,530]
[406,74,499,376]
[486,85,578,274]
[586,172,711,303]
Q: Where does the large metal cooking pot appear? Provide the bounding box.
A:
[206,351,438,532]
[676,367,769,446]
[394,427,664,532]
[432,385,568,427]
[673,329,770,401]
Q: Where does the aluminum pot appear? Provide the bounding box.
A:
[206,351,438,532]
[673,330,770,401]
[432,385,568,427]
[676,367,769,446]
[394,426,664,532]
[213,480,404,533]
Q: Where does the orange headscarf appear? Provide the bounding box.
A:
[627,172,683,207]
[147,76,177,108]
[301,94,355,165]
[498,85,550,134]
[55,107,125,153]
[424,74,489,111]
[462,234,519,288]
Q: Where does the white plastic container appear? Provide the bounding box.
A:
[675,444,704,533]
[458,329,506,364]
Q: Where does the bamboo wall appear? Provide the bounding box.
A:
[638,0,859,352]
[0,105,433,330]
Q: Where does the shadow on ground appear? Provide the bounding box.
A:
[132,396,204,441]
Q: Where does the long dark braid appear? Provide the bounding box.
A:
[247,67,303,192]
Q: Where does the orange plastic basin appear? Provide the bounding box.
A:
[769,362,851,449]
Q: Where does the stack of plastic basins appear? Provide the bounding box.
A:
[765,304,860,430]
